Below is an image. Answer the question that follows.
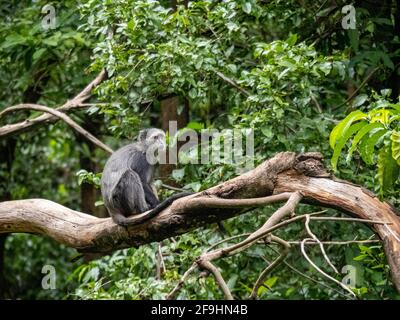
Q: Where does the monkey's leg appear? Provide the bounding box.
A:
[142,183,160,209]
[112,169,149,216]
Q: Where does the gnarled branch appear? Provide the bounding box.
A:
[0,152,399,291]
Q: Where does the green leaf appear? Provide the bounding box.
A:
[359,129,388,165]
[264,276,278,288]
[32,48,47,63]
[391,130,400,164]
[330,110,367,149]
[242,2,252,14]
[316,7,334,17]
[172,168,185,181]
[186,122,204,130]
[377,144,399,193]
[353,254,367,261]
[381,52,394,70]
[227,275,239,290]
[286,34,297,46]
[352,94,368,108]
[347,123,384,161]
[94,200,104,207]
[348,29,359,52]
[1,34,27,48]
[261,126,273,138]
[184,181,202,192]
[331,121,367,171]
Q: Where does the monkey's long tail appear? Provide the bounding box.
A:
[126,192,194,226]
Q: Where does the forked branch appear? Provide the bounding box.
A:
[0,70,107,138]
[0,152,399,293]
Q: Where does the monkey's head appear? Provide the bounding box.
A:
[138,128,166,150]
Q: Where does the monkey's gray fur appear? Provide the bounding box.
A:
[101,128,192,226]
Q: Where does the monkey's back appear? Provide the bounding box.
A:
[101,143,145,212]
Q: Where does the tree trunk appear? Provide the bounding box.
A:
[76,116,107,218]
[159,95,189,184]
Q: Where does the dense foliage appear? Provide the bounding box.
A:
[1,0,400,300]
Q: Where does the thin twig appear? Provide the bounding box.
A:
[264,245,352,299]
[250,235,290,299]
[300,238,356,298]
[310,216,391,225]
[333,66,380,111]
[155,242,166,280]
[161,183,186,192]
[310,93,322,113]
[206,210,328,252]
[287,239,380,245]
[166,263,197,300]
[214,71,250,97]
[305,214,338,273]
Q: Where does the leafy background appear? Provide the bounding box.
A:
[0,0,400,299]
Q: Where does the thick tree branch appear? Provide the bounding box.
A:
[0,152,400,291]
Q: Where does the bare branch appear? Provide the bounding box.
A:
[287,239,380,245]
[161,183,187,192]
[300,238,356,298]
[0,104,113,154]
[0,70,107,138]
[214,71,250,97]
[166,263,197,300]
[70,70,107,103]
[197,260,233,300]
[1,152,400,292]
[178,192,303,299]
[250,235,290,299]
[184,192,294,210]
[305,214,338,273]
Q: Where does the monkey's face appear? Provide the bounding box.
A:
[142,128,167,165]
[139,128,166,147]
[147,129,167,150]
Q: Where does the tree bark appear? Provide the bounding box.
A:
[159,95,189,184]
[76,117,107,218]
[0,152,399,290]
